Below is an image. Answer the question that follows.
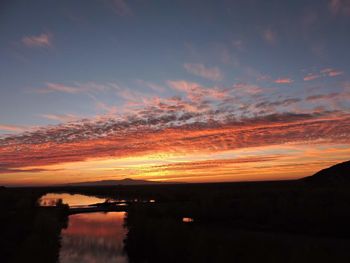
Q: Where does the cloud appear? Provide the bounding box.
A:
[255,98,301,110]
[22,33,52,48]
[0,124,30,133]
[306,92,350,102]
[37,83,81,94]
[320,68,343,77]
[233,83,263,95]
[262,28,277,45]
[111,0,132,16]
[36,82,113,94]
[303,73,321,81]
[0,168,55,174]
[2,77,350,174]
[329,0,350,16]
[274,78,293,84]
[1,107,349,172]
[184,63,223,81]
[146,155,285,173]
[304,68,343,81]
[167,80,228,102]
[39,114,80,123]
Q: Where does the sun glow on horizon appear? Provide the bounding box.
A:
[1,142,349,186]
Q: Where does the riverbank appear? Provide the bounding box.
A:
[0,187,69,263]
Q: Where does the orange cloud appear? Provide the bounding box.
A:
[1,111,349,173]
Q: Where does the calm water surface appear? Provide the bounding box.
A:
[39,193,107,207]
[40,193,129,263]
[60,212,128,263]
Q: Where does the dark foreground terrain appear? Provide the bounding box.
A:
[1,161,350,263]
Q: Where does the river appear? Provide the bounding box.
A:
[40,193,129,263]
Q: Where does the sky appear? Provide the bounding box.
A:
[0,0,350,186]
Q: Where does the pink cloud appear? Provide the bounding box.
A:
[184,63,223,81]
[321,68,343,77]
[303,73,321,81]
[167,80,228,102]
[274,78,293,84]
[22,33,52,48]
[303,68,343,81]
[0,124,29,133]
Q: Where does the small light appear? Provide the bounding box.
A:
[182,217,194,223]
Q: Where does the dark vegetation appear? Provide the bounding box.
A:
[0,187,68,263]
[0,161,349,262]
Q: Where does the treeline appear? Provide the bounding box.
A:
[121,181,350,262]
[0,187,68,263]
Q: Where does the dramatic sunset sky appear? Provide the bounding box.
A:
[1,0,350,186]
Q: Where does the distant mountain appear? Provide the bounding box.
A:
[64,178,164,187]
[302,160,350,184]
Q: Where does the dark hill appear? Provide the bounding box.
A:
[302,160,350,184]
[64,178,164,187]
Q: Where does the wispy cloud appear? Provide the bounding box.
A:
[167,80,228,102]
[135,79,165,92]
[184,63,223,81]
[36,82,113,94]
[320,68,343,77]
[233,83,263,95]
[0,167,55,174]
[0,124,30,133]
[274,78,293,84]
[39,114,80,123]
[262,28,277,45]
[22,33,53,48]
[304,68,343,81]
[306,92,350,102]
[303,73,321,81]
[143,155,285,175]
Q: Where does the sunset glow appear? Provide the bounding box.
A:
[1,0,350,185]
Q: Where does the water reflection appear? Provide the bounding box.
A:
[60,212,128,263]
[39,193,106,207]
